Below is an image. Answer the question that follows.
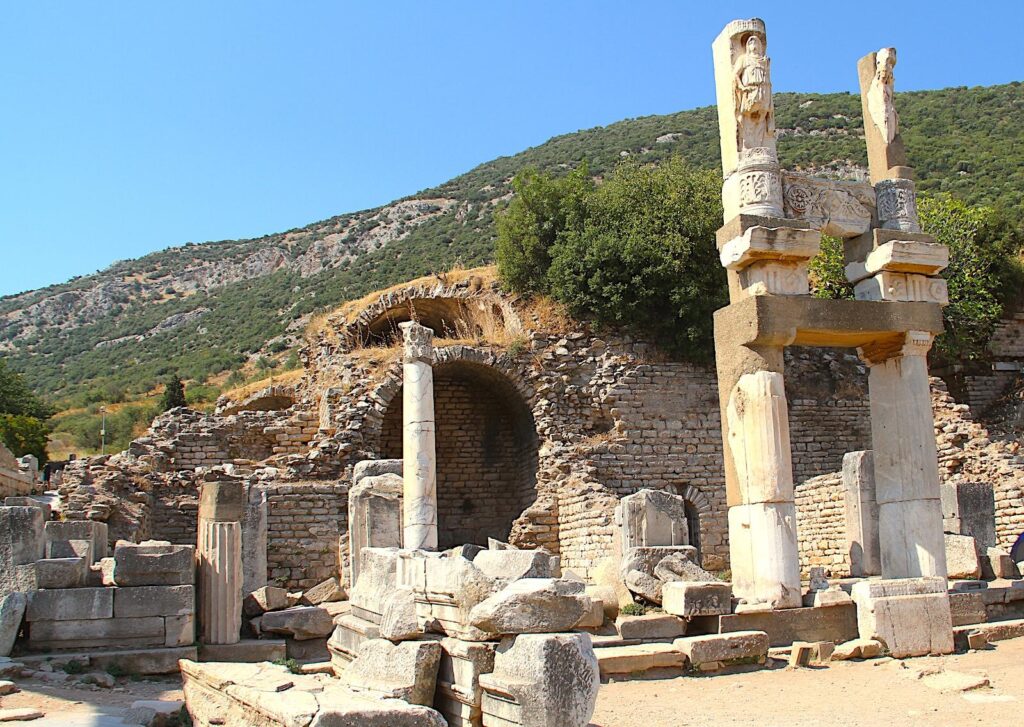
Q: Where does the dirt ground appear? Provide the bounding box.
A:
[3,640,1022,726]
[592,638,1024,727]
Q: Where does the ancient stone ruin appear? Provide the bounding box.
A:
[1,17,1023,727]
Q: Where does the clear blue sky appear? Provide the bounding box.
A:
[2,2,1021,297]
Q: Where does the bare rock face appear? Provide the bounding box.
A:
[469,579,591,636]
[480,633,600,727]
[341,639,442,706]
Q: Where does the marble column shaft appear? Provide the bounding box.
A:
[197,479,244,645]
[863,331,947,579]
[400,322,438,551]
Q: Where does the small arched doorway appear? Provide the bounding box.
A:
[669,484,712,562]
[380,358,539,549]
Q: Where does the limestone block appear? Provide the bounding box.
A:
[349,547,399,623]
[877,499,947,579]
[615,489,689,551]
[619,545,697,580]
[469,578,591,636]
[855,271,948,305]
[985,547,1019,580]
[26,587,112,622]
[35,557,87,589]
[353,458,403,485]
[379,587,422,642]
[831,637,884,660]
[328,614,380,672]
[241,484,267,598]
[584,585,619,621]
[436,637,497,727]
[662,581,732,618]
[0,594,25,656]
[674,630,768,668]
[615,614,686,640]
[805,587,853,608]
[653,552,718,584]
[624,570,663,604]
[198,521,242,646]
[401,549,503,641]
[302,577,345,606]
[342,638,442,706]
[845,239,948,283]
[166,614,196,647]
[114,585,195,618]
[842,450,881,577]
[948,592,987,627]
[199,639,286,664]
[479,633,599,727]
[719,225,821,270]
[112,541,196,587]
[4,497,49,520]
[726,371,794,505]
[596,642,685,676]
[851,578,954,658]
[473,549,554,581]
[45,520,108,563]
[28,616,165,649]
[198,479,245,522]
[575,598,605,630]
[46,538,92,563]
[716,604,858,647]
[945,534,982,580]
[0,507,45,567]
[727,502,801,609]
[243,586,290,617]
[348,473,403,588]
[260,606,335,641]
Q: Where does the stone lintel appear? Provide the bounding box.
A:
[719,225,821,270]
[845,239,949,283]
[845,228,937,269]
[716,214,812,249]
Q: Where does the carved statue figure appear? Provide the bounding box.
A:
[868,47,898,144]
[734,33,773,152]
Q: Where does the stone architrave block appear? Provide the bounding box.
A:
[473,549,554,581]
[26,587,112,622]
[348,473,403,589]
[436,637,497,727]
[349,547,400,624]
[44,521,108,562]
[469,578,591,636]
[0,593,26,656]
[615,489,689,551]
[0,507,45,568]
[945,534,982,580]
[615,614,686,640]
[479,633,599,727]
[341,638,442,707]
[780,172,875,238]
[854,271,948,305]
[114,585,195,618]
[851,577,954,658]
[674,630,768,668]
[260,606,335,641]
[28,616,166,649]
[112,541,195,587]
[35,557,87,589]
[726,370,794,506]
[845,238,948,283]
[662,581,732,618]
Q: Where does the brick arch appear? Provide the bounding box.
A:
[671,484,712,514]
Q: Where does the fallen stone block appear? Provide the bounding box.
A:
[26,587,112,622]
[379,587,422,642]
[0,707,43,721]
[662,581,732,618]
[286,636,329,663]
[804,586,853,608]
[615,614,686,640]
[199,639,286,664]
[674,631,768,669]
[945,534,981,580]
[328,614,380,672]
[114,585,195,618]
[985,547,1019,580]
[469,578,590,636]
[624,569,664,604]
[788,641,814,667]
[620,545,697,581]
[831,638,884,660]
[596,642,684,676]
[436,637,496,727]
[243,585,289,617]
[967,630,989,650]
[112,541,195,587]
[301,577,345,606]
[949,592,987,627]
[851,577,954,658]
[0,507,45,568]
[473,549,553,581]
[575,597,605,629]
[480,633,599,727]
[585,585,619,622]
[715,603,858,647]
[400,549,504,641]
[342,638,441,706]
[653,551,718,584]
[44,521,107,562]
[34,557,87,590]
[0,594,26,657]
[259,606,335,641]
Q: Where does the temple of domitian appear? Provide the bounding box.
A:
[1,18,1023,727]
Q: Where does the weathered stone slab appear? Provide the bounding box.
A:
[713,603,858,647]
[348,472,403,589]
[26,587,112,622]
[0,507,44,569]
[28,616,165,649]
[473,549,553,581]
[114,585,195,618]
[949,592,987,627]
[112,541,195,587]
[342,638,441,706]
[44,520,107,562]
[952,617,1024,651]
[662,581,732,618]
[35,557,87,589]
[620,546,697,580]
[379,587,421,642]
[616,489,689,550]
[596,642,685,676]
[674,630,768,668]
[302,577,345,606]
[945,534,981,580]
[0,594,25,657]
[400,549,503,641]
[259,606,335,641]
[480,633,599,727]
[349,547,400,623]
[435,637,496,727]
[615,614,686,640]
[243,585,290,617]
[469,578,590,636]
[199,639,286,664]
[328,614,380,672]
[851,577,953,658]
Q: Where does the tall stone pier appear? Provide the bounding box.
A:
[399,321,438,551]
[197,479,244,645]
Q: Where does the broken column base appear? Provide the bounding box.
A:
[851,577,954,658]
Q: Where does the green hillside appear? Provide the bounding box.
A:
[2,83,1022,407]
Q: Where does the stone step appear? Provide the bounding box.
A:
[953,617,1024,651]
[19,645,196,675]
[596,643,684,677]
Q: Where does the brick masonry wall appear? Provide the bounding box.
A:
[265,481,347,590]
[795,471,850,577]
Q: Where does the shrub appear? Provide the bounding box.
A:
[159,374,187,412]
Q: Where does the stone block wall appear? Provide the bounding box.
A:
[794,471,851,578]
[264,481,347,590]
[0,468,35,499]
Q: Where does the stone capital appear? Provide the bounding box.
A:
[399,321,434,364]
[858,329,933,366]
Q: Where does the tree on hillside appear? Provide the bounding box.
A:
[159,374,187,412]
[0,360,53,463]
[497,157,727,359]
